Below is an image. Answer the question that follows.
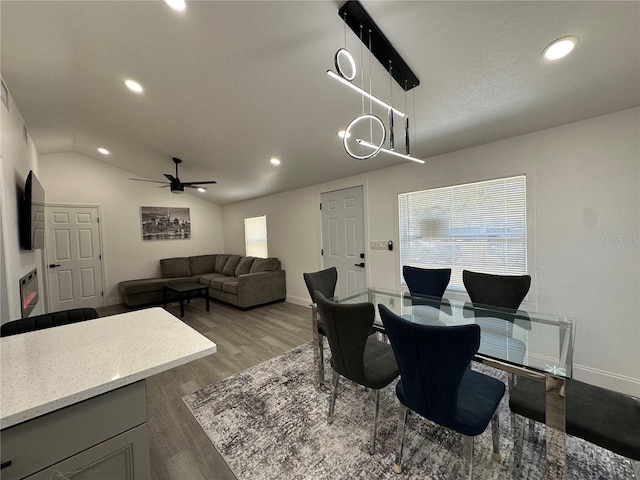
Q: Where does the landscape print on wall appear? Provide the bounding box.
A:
[141,206,191,241]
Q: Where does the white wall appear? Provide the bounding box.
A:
[0,79,45,322]
[38,152,225,305]
[223,107,640,396]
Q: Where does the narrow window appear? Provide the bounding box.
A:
[244,215,268,258]
[398,175,527,291]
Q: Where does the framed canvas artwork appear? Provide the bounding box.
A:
[141,206,190,240]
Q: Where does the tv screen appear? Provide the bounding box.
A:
[20,170,45,250]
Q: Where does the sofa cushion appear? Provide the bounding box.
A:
[215,254,231,273]
[189,255,217,275]
[160,257,191,278]
[234,257,255,276]
[249,257,280,273]
[223,255,242,276]
[210,276,238,291]
[198,273,228,287]
[222,281,239,295]
[119,277,191,295]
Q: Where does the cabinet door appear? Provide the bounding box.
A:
[25,424,150,480]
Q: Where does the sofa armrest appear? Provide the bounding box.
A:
[236,270,286,307]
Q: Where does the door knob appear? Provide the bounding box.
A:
[354,262,365,268]
[49,264,61,268]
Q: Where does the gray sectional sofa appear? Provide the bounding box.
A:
[118,254,286,309]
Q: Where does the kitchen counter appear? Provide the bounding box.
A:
[1,307,217,429]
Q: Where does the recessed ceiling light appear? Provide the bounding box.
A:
[337,130,351,139]
[197,187,206,193]
[165,0,186,11]
[270,158,281,165]
[125,79,143,93]
[97,147,109,155]
[542,36,578,61]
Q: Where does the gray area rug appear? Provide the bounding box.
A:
[182,342,635,480]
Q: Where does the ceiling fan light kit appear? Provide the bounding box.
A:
[130,157,217,194]
[328,0,423,165]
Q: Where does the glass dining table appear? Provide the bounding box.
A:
[310,287,576,480]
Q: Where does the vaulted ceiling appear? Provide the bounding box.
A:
[2,1,638,205]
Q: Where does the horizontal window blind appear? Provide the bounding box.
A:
[245,215,268,258]
[398,175,527,290]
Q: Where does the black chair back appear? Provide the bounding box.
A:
[403,266,451,299]
[1,308,99,337]
[315,291,374,385]
[379,304,480,426]
[462,270,531,311]
[303,267,338,303]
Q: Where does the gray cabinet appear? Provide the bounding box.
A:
[1,381,150,480]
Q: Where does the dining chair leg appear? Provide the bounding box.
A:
[328,370,340,424]
[508,373,516,435]
[317,334,325,385]
[462,435,474,479]
[369,389,381,454]
[393,405,408,474]
[512,413,525,476]
[491,411,501,461]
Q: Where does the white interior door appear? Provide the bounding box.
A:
[321,186,365,297]
[45,205,104,311]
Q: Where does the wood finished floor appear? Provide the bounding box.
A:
[98,299,312,480]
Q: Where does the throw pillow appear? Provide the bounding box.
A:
[215,254,231,273]
[235,257,255,276]
[223,255,242,276]
[189,255,217,275]
[160,257,191,278]
[249,257,279,273]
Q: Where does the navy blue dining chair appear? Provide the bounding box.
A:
[402,265,451,299]
[379,304,505,479]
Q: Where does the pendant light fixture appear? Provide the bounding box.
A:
[328,1,424,165]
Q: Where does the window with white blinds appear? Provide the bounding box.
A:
[244,215,268,258]
[398,175,527,291]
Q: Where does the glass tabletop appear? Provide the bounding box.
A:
[329,287,575,379]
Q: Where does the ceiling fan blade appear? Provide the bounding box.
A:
[180,180,217,185]
[184,185,205,190]
[129,178,169,184]
[164,174,176,182]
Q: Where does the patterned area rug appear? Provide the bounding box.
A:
[182,342,635,480]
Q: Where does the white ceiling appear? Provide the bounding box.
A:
[2,1,638,205]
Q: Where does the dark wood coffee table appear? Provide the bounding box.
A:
[163,282,209,317]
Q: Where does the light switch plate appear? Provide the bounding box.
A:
[370,240,387,250]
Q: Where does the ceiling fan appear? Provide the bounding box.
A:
[129,157,217,194]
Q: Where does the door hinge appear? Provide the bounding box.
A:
[102,291,104,296]
[321,248,323,256]
[319,203,322,210]
[97,217,100,223]
[99,254,102,260]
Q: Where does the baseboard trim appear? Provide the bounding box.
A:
[573,364,640,397]
[286,295,312,308]
[105,295,122,306]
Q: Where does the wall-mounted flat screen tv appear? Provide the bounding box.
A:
[20,170,45,250]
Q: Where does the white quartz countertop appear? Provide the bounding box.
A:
[0,307,217,429]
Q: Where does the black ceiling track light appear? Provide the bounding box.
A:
[338,1,420,91]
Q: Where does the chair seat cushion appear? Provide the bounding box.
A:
[362,338,399,389]
[509,377,640,460]
[397,368,505,437]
